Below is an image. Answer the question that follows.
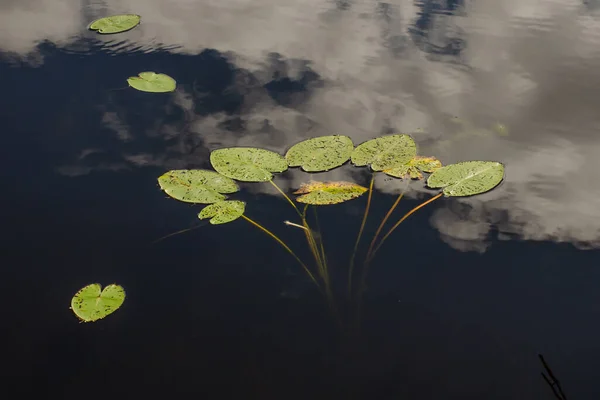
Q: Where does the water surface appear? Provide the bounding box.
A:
[3,1,600,399]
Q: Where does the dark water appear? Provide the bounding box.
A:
[3,1,600,398]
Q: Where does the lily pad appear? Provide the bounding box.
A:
[89,14,141,34]
[293,181,367,205]
[384,156,443,180]
[285,135,354,172]
[351,134,417,171]
[127,72,176,93]
[158,169,239,204]
[210,147,288,182]
[198,200,245,224]
[427,161,504,197]
[70,283,125,322]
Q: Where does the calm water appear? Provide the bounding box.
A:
[3,0,600,398]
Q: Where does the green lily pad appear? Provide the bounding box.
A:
[70,283,125,322]
[198,200,245,224]
[127,72,176,93]
[351,134,417,171]
[210,147,288,182]
[427,161,504,197]
[89,14,141,34]
[285,135,354,172]
[293,181,367,205]
[158,169,239,204]
[384,156,442,180]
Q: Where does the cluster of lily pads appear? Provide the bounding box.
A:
[69,13,505,324]
[157,133,504,316]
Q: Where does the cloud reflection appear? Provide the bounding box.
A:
[3,0,600,251]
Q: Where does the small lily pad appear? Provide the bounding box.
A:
[351,134,417,171]
[89,14,141,34]
[158,169,239,204]
[210,147,288,182]
[127,72,176,93]
[285,135,354,172]
[384,156,442,180]
[293,181,367,205]
[198,200,245,224]
[427,161,504,197]
[70,283,125,322]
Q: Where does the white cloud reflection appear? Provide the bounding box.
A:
[3,0,600,251]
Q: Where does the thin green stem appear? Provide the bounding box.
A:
[286,209,339,329]
[304,221,325,278]
[268,180,326,279]
[285,216,326,280]
[311,206,328,278]
[365,179,410,262]
[268,180,326,272]
[242,215,320,289]
[269,180,302,218]
[267,182,340,327]
[299,205,326,279]
[368,192,443,263]
[347,174,374,299]
[353,192,443,334]
[308,207,338,329]
[151,223,205,244]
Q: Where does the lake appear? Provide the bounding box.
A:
[3,1,600,399]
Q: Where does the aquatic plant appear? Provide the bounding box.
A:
[127,72,177,93]
[70,283,126,322]
[156,133,504,328]
[88,14,141,34]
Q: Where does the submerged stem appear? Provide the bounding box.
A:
[368,192,443,263]
[304,219,325,278]
[308,207,339,328]
[151,222,206,244]
[354,192,443,334]
[347,174,374,299]
[268,180,326,279]
[267,182,339,325]
[365,179,410,262]
[311,206,328,278]
[300,205,326,280]
[285,216,326,280]
[242,215,320,288]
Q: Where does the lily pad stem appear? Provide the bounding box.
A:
[241,215,320,289]
[269,180,303,218]
[347,174,374,299]
[311,206,328,279]
[365,179,410,262]
[367,192,443,263]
